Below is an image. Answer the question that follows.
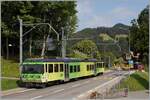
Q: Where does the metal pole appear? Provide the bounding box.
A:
[61,27,65,58]
[129,31,130,52]
[128,31,130,77]
[108,56,110,68]
[64,35,66,58]
[19,18,23,75]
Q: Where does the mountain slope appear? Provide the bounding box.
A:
[72,23,130,39]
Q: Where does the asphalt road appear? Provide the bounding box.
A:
[2,70,128,100]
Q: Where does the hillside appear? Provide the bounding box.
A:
[72,23,130,39]
[67,23,129,57]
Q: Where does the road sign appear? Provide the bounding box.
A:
[128,60,133,64]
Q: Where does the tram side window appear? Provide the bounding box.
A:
[70,66,73,73]
[45,64,47,72]
[76,65,79,72]
[54,64,59,72]
[91,65,93,70]
[77,65,80,72]
[74,66,76,72]
[48,64,53,73]
[98,63,100,68]
[60,64,63,72]
[101,63,103,68]
[87,65,89,71]
[88,65,90,71]
[90,65,92,70]
[92,64,94,70]
[99,63,101,68]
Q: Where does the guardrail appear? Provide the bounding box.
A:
[77,76,124,99]
[77,71,134,99]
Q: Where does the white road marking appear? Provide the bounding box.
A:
[30,95,42,100]
[78,94,85,98]
[71,84,81,88]
[53,89,64,93]
[19,89,35,93]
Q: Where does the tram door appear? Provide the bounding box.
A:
[64,64,69,81]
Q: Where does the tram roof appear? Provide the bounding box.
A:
[24,58,97,62]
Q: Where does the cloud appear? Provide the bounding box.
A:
[111,7,136,18]
[76,0,113,30]
[83,15,113,28]
[76,0,93,18]
[76,1,137,31]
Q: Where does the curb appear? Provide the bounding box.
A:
[1,77,19,80]
[2,88,26,96]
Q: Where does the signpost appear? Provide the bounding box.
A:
[126,53,132,77]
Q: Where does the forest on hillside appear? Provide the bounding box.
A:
[1,1,149,67]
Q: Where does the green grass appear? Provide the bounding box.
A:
[144,64,149,72]
[99,33,114,41]
[1,79,18,91]
[120,72,149,91]
[115,34,128,38]
[1,58,19,78]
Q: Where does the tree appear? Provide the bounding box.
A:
[1,22,12,59]
[130,6,149,64]
[2,1,35,59]
[30,1,77,57]
[71,40,100,59]
[1,1,77,59]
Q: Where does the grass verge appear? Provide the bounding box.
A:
[1,79,19,91]
[1,58,19,78]
[119,71,149,91]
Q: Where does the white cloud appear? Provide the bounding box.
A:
[76,0,93,18]
[76,1,137,31]
[111,7,136,18]
[84,15,113,28]
[76,0,113,30]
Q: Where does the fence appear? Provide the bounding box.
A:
[88,76,129,100]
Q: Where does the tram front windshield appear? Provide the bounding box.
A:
[22,64,44,74]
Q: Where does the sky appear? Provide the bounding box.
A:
[76,0,149,31]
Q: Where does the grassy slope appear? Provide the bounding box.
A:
[99,33,114,41]
[1,79,18,90]
[1,58,19,78]
[1,58,20,90]
[120,72,149,91]
[115,34,128,38]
